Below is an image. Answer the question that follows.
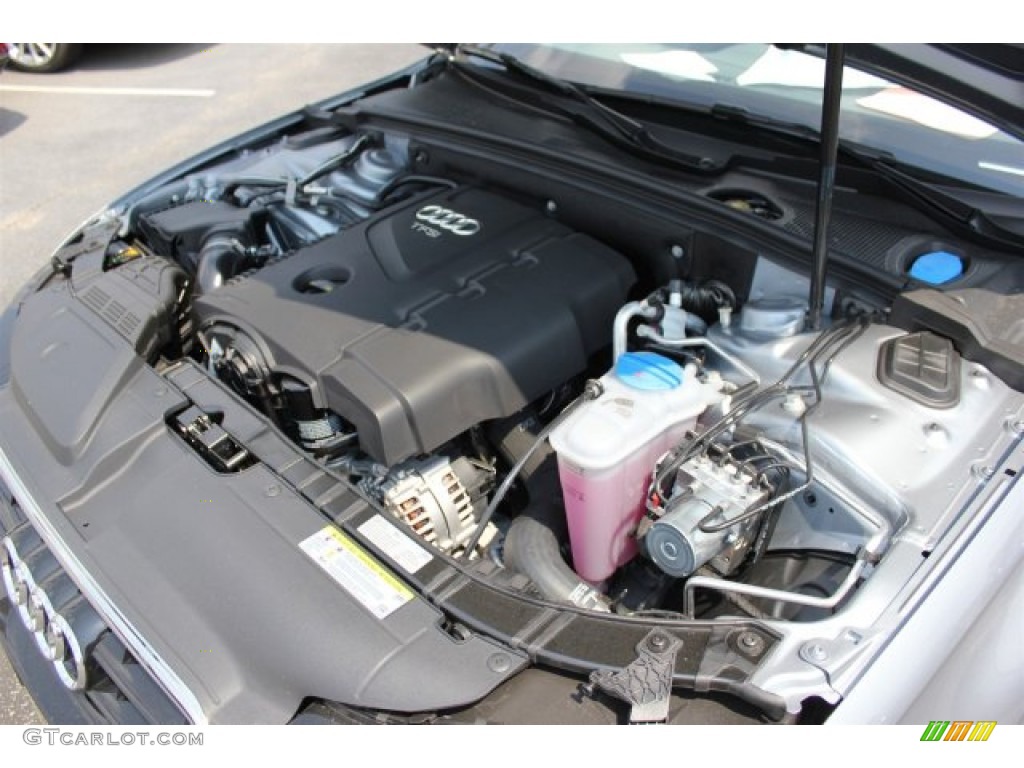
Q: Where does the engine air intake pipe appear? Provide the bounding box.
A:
[196,234,248,293]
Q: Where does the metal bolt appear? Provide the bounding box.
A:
[648,633,669,652]
[738,632,763,654]
[487,653,512,674]
[545,200,558,215]
[574,681,597,702]
[972,464,995,481]
[1007,419,1024,437]
[804,643,828,662]
[671,244,685,259]
[265,484,281,498]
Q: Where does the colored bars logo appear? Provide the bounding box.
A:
[920,721,997,741]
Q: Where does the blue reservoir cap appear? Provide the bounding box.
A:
[615,352,683,391]
[909,251,964,285]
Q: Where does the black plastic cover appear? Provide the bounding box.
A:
[877,331,961,409]
[73,253,188,360]
[138,201,261,268]
[0,359,531,722]
[890,288,1024,393]
[10,251,186,465]
[193,187,636,464]
[10,285,144,464]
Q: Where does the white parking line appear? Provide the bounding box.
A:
[0,84,216,97]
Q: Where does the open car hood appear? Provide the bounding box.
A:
[431,44,1024,140]
[768,44,1024,141]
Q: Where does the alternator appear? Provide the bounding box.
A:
[378,457,493,554]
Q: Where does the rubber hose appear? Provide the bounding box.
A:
[196,235,245,293]
[503,476,609,612]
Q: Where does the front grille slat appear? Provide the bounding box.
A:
[0,477,23,531]
[90,632,188,725]
[83,675,151,725]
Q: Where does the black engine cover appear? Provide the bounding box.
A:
[193,187,635,464]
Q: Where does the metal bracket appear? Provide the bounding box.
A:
[172,406,254,473]
[589,630,680,724]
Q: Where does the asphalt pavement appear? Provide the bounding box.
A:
[0,42,425,725]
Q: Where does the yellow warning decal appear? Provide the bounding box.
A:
[300,526,413,619]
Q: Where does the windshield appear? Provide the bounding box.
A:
[494,44,1023,197]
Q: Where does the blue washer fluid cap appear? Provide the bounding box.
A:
[615,352,684,391]
[909,251,964,285]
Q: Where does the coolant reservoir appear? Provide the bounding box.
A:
[549,352,723,583]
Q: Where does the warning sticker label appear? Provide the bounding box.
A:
[358,515,433,574]
[300,526,413,619]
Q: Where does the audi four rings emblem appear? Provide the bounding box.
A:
[1,535,88,690]
[413,205,481,236]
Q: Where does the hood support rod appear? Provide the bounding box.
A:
[808,43,845,331]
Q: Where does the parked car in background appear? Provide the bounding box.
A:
[5,43,81,72]
[0,43,1021,726]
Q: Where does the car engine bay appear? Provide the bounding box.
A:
[7,92,1024,724]
[105,122,1017,605]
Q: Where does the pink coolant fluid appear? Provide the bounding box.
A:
[549,352,721,584]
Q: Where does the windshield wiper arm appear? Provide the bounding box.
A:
[452,45,720,173]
